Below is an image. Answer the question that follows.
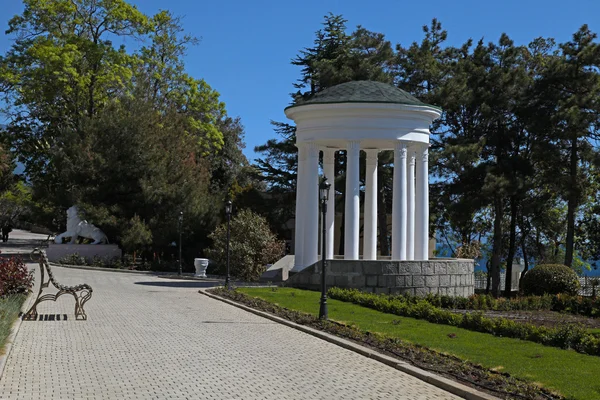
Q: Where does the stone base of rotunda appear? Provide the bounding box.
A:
[285,259,474,297]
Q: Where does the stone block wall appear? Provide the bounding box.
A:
[286,259,474,297]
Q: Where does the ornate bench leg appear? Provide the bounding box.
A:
[74,290,92,320]
[23,301,40,321]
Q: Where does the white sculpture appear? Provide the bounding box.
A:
[54,206,108,245]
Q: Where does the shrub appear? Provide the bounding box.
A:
[206,209,285,281]
[58,253,86,266]
[0,257,34,297]
[328,288,600,356]
[521,264,580,296]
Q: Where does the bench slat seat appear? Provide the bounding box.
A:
[23,249,93,321]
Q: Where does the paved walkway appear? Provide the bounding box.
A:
[0,230,460,399]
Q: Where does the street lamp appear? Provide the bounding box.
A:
[178,211,183,276]
[225,200,232,289]
[319,177,331,320]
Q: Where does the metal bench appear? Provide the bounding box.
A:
[23,249,93,321]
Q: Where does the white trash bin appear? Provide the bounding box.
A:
[194,258,209,278]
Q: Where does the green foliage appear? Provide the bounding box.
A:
[120,215,152,254]
[521,264,581,296]
[400,292,554,312]
[328,288,600,356]
[206,209,285,281]
[58,253,87,266]
[0,0,251,260]
[0,141,15,193]
[237,287,598,399]
[0,181,33,225]
[0,294,26,352]
[254,13,395,236]
[388,290,600,319]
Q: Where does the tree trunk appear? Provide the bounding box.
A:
[518,213,530,290]
[491,196,503,298]
[377,163,389,256]
[504,196,518,297]
[564,136,578,267]
[519,237,529,290]
[485,260,491,294]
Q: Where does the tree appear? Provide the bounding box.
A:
[0,1,247,260]
[120,214,152,262]
[0,141,15,193]
[254,13,395,241]
[0,181,32,227]
[1,0,150,181]
[531,25,600,267]
[206,209,285,281]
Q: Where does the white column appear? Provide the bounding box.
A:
[294,144,306,270]
[363,149,378,260]
[344,141,360,260]
[407,147,416,261]
[392,142,408,260]
[305,142,320,266]
[415,144,429,260]
[323,148,336,260]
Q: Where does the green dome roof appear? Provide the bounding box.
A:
[286,80,438,109]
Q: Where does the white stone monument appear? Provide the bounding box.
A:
[47,206,121,263]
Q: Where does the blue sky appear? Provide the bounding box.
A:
[1,0,598,161]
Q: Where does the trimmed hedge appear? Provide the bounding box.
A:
[328,288,600,356]
[521,264,580,296]
[402,292,555,312]
[394,292,600,318]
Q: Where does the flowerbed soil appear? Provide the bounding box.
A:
[207,287,564,400]
[450,309,600,330]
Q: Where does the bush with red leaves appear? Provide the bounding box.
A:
[0,257,34,297]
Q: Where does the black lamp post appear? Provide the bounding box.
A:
[225,200,232,289]
[319,177,331,320]
[178,211,183,276]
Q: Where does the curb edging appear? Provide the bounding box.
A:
[0,292,33,383]
[199,289,499,400]
[48,263,223,282]
[48,263,156,275]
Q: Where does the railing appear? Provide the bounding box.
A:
[475,273,599,297]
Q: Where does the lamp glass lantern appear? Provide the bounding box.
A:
[319,179,331,203]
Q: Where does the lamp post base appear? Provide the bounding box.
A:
[319,295,328,320]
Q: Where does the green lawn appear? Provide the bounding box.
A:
[0,295,26,355]
[239,287,600,400]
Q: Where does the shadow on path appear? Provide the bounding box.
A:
[135,280,221,288]
[20,313,69,322]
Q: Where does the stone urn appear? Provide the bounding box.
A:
[194,258,209,278]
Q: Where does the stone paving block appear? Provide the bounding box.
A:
[350,275,366,287]
[421,262,435,275]
[447,263,461,275]
[380,263,397,275]
[412,275,425,287]
[439,275,450,287]
[335,275,349,287]
[426,275,440,287]
[0,231,463,400]
[366,275,378,287]
[434,262,448,275]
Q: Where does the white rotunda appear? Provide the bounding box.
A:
[285,80,442,271]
